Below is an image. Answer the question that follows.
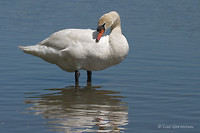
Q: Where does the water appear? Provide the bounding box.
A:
[0,0,200,133]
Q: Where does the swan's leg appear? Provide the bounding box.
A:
[87,71,92,83]
[75,70,80,84]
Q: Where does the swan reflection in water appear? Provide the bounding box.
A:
[25,85,128,132]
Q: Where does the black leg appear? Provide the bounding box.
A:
[75,70,80,85]
[87,71,92,83]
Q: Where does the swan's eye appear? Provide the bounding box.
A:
[97,26,101,32]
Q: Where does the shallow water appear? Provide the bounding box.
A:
[0,0,200,133]
[25,86,128,132]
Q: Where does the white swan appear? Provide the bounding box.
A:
[19,11,129,83]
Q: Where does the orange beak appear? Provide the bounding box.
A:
[96,28,105,42]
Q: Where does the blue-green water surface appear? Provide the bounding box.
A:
[0,0,200,133]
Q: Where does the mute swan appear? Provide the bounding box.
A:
[19,11,129,84]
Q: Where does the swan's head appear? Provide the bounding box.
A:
[96,11,120,42]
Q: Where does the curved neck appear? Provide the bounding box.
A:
[110,18,122,34]
[111,25,122,34]
[110,23,122,33]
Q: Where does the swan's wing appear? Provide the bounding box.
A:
[38,29,107,51]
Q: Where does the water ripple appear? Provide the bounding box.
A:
[25,85,128,132]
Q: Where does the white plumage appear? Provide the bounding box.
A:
[19,11,129,82]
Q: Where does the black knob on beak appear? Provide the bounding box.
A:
[96,23,105,32]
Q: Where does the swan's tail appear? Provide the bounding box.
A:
[18,45,38,55]
[18,45,60,64]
